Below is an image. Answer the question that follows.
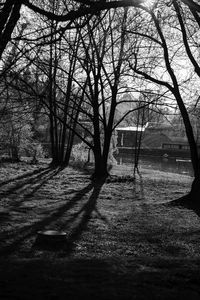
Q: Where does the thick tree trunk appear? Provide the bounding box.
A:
[187,175,200,202]
[173,91,200,203]
[92,152,109,179]
[175,95,200,203]
[0,1,22,59]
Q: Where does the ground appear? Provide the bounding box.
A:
[0,160,200,299]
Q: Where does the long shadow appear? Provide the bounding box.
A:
[0,166,50,188]
[2,181,94,239]
[65,196,109,228]
[0,179,103,256]
[0,166,53,197]
[23,166,65,199]
[64,179,106,252]
[10,168,65,211]
[0,166,67,210]
[33,179,107,252]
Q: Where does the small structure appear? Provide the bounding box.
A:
[115,123,200,158]
[116,126,146,148]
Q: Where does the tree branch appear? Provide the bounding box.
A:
[22,0,144,22]
[173,0,200,78]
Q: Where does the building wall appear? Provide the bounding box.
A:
[117,130,139,148]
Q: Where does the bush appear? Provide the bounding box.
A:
[18,125,46,162]
[70,140,118,171]
[70,142,91,168]
[29,143,46,164]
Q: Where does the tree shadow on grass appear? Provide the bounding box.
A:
[0,165,65,210]
[33,178,107,253]
[168,194,200,219]
[62,179,107,252]
[0,166,56,196]
[0,178,107,256]
[0,166,50,188]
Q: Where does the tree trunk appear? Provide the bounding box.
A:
[92,151,109,180]
[173,91,200,203]
[187,173,200,203]
[0,1,22,59]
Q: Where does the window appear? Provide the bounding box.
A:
[181,145,190,150]
[162,144,180,150]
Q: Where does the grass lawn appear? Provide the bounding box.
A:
[0,161,200,299]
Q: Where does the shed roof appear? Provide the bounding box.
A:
[116,126,145,132]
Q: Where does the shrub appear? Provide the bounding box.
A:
[70,142,90,168]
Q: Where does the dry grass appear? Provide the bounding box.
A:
[0,161,200,299]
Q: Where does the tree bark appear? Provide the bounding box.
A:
[190,176,200,200]
[92,151,109,179]
[0,1,22,59]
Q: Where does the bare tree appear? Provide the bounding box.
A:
[127,0,200,202]
[67,8,133,179]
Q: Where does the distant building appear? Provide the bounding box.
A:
[115,122,200,157]
[116,126,146,148]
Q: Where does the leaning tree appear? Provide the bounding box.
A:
[126,0,200,202]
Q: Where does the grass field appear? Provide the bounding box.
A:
[0,161,200,299]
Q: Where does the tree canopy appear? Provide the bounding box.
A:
[1,0,200,199]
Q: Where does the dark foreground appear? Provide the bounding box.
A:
[1,257,200,299]
[0,162,200,299]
